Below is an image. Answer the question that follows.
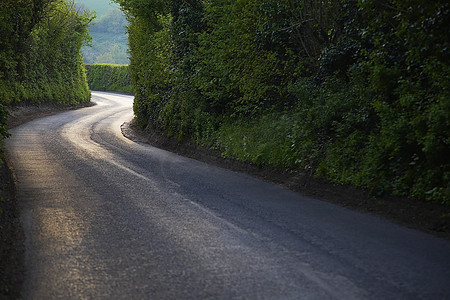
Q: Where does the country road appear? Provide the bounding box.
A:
[5,91,450,299]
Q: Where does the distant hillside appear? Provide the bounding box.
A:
[75,0,129,65]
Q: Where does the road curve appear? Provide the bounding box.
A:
[5,92,450,299]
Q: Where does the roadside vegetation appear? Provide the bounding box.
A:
[116,0,449,204]
[86,64,132,93]
[0,0,93,158]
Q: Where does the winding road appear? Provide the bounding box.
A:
[5,92,450,299]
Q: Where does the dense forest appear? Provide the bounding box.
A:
[0,0,92,156]
[116,0,449,204]
[75,0,129,64]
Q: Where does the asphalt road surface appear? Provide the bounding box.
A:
[5,92,450,299]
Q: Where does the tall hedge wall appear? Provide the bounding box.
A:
[0,0,92,158]
[85,64,132,94]
[116,0,449,204]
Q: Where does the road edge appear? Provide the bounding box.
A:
[0,101,95,298]
[121,119,450,240]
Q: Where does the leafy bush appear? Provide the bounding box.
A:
[0,103,9,143]
[117,0,449,204]
[0,0,92,156]
[0,0,92,106]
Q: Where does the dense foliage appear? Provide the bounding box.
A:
[86,64,132,93]
[0,0,92,105]
[0,0,92,156]
[117,0,450,204]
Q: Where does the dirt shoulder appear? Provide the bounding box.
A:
[7,102,95,128]
[122,120,450,240]
[0,156,23,299]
